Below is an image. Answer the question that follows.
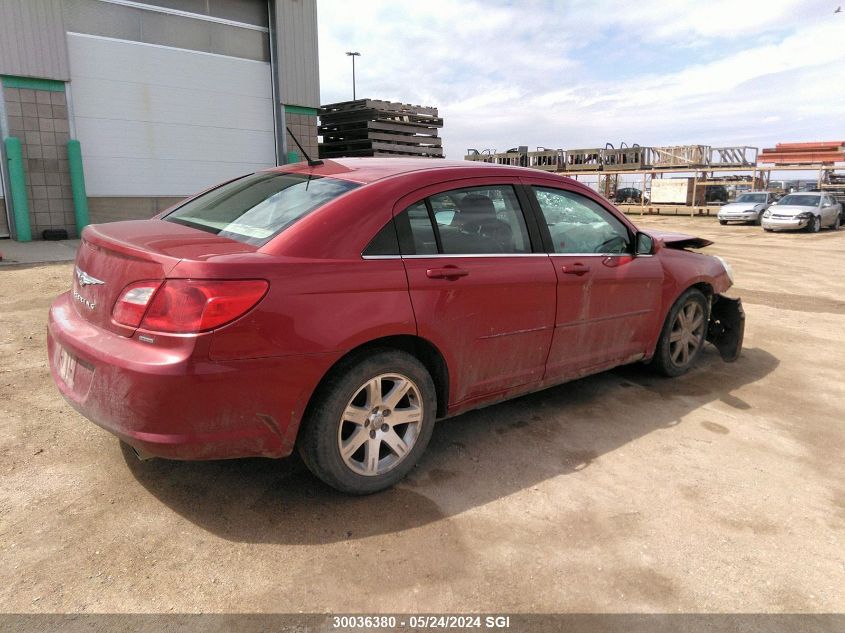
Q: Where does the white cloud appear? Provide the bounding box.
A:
[317,0,845,158]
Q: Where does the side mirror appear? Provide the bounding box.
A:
[635,232,654,255]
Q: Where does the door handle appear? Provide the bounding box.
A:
[426,266,469,280]
[561,263,591,276]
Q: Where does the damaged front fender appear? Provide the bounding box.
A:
[707,295,745,362]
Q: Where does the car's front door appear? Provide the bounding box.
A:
[525,183,664,381]
[396,180,557,405]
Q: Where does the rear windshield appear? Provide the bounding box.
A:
[164,172,360,246]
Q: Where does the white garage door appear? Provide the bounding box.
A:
[67,32,276,197]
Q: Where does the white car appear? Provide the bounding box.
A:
[761,193,842,233]
[718,192,775,225]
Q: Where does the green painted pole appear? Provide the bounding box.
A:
[3,136,32,242]
[67,139,90,233]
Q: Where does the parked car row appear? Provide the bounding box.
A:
[613,185,728,205]
[717,191,842,232]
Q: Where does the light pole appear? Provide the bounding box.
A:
[346,51,361,100]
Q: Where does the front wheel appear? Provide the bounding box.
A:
[807,215,821,233]
[719,220,727,226]
[298,349,437,494]
[651,289,709,377]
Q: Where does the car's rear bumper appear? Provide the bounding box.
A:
[48,292,334,460]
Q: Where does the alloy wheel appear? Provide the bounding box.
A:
[337,373,423,476]
[669,301,705,367]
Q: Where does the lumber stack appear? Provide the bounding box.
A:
[318,99,443,159]
[758,141,845,165]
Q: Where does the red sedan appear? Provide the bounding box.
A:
[48,159,744,494]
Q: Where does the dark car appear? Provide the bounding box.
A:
[614,187,647,204]
[48,159,744,494]
[705,185,728,203]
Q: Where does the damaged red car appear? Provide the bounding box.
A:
[48,158,744,494]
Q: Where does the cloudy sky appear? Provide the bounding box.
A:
[317,0,845,160]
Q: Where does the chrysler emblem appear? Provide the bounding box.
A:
[75,267,105,287]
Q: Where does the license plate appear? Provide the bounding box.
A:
[58,347,77,389]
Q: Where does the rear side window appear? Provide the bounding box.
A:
[406,201,439,255]
[395,185,531,255]
[165,172,359,246]
[363,219,400,256]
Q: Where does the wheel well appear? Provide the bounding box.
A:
[312,335,450,419]
[691,282,714,302]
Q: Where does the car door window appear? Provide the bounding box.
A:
[404,201,438,255]
[430,186,531,254]
[533,187,631,254]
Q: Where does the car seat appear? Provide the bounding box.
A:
[454,194,514,252]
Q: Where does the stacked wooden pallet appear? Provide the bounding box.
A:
[318,99,443,159]
[759,141,845,164]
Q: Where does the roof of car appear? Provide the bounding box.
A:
[269,157,553,185]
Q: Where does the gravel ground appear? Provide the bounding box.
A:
[0,215,843,614]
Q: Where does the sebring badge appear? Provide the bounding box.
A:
[75,267,105,287]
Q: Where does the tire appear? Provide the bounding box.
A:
[764,228,773,232]
[297,349,437,494]
[807,215,821,233]
[719,220,727,226]
[651,288,709,377]
[755,212,763,226]
[831,215,841,231]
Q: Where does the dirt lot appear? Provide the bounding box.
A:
[1,215,843,614]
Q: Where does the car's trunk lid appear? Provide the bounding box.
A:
[72,220,257,336]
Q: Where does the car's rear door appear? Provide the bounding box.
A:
[395,179,557,405]
[521,179,664,380]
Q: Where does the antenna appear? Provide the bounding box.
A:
[286,127,323,167]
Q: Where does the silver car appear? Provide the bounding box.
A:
[718,191,775,225]
[761,192,842,233]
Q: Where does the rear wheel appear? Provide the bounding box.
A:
[298,349,436,494]
[831,215,841,231]
[651,289,709,377]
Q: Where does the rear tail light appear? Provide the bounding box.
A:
[112,279,268,333]
[112,281,163,328]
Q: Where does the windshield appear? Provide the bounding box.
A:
[164,172,360,246]
[776,194,820,207]
[735,194,766,203]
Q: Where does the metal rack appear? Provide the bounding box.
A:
[464,145,842,216]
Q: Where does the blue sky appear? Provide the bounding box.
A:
[317,0,845,160]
